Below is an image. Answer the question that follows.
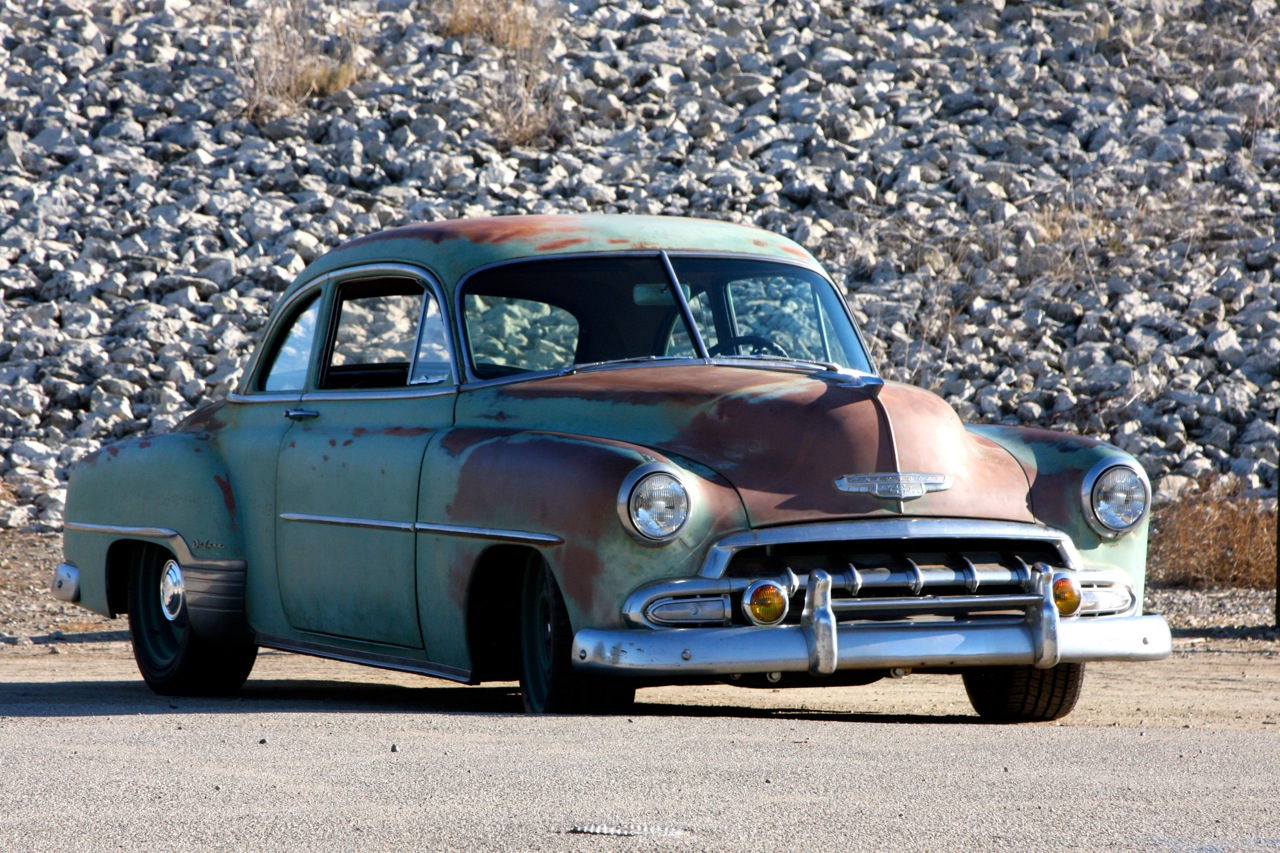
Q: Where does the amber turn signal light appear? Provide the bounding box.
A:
[742,581,789,626]
[1052,575,1082,616]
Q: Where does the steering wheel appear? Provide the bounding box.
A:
[708,335,789,358]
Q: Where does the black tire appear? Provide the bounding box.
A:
[127,544,257,696]
[518,557,634,715]
[962,663,1085,723]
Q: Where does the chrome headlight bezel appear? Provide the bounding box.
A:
[1081,459,1151,539]
[618,463,690,544]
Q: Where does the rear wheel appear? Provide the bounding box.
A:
[518,557,634,715]
[128,544,257,696]
[962,663,1085,722]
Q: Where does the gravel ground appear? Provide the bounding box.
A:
[2,531,1275,650]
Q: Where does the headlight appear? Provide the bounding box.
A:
[1082,461,1150,537]
[621,467,690,541]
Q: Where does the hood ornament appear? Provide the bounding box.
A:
[835,473,953,501]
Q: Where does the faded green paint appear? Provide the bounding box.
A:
[282,214,822,304]
[970,424,1151,605]
[60,214,1158,688]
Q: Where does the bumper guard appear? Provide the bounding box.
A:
[573,568,1172,677]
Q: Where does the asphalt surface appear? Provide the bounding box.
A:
[3,647,1278,852]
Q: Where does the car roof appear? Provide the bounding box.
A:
[282,214,822,298]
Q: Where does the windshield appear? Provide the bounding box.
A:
[459,254,873,380]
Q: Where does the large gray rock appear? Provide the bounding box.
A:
[0,0,1275,531]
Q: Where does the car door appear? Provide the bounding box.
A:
[274,267,455,649]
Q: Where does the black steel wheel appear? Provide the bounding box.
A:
[518,556,634,715]
[962,662,1085,723]
[128,544,257,696]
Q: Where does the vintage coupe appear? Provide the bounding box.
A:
[55,215,1171,721]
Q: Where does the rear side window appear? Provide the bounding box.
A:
[260,295,320,392]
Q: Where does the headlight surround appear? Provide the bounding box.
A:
[619,465,690,542]
[1082,461,1150,537]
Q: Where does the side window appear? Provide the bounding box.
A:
[664,289,719,356]
[464,294,579,376]
[322,278,453,390]
[261,295,320,392]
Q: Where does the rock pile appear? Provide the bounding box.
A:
[1,0,1277,529]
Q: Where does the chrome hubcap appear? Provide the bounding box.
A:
[159,560,185,622]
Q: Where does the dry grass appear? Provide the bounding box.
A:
[439,0,571,149]
[440,0,540,50]
[1148,477,1279,590]
[235,0,371,122]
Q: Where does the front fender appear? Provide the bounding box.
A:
[968,424,1150,601]
[422,428,749,632]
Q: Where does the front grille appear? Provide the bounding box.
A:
[725,536,1065,625]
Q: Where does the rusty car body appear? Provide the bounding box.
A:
[55,214,1171,720]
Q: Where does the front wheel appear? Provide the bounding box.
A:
[962,663,1085,723]
[128,544,257,696]
[518,557,634,715]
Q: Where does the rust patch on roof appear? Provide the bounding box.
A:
[346,215,590,248]
[535,237,590,252]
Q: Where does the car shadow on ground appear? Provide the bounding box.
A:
[0,675,981,724]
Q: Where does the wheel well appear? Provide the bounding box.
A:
[466,545,540,683]
[104,539,162,617]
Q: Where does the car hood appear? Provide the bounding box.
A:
[455,365,1034,528]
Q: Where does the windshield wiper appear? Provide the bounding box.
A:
[709,354,843,372]
[563,355,687,375]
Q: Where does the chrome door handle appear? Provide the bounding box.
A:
[284,409,319,421]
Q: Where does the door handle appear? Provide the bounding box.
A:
[284,408,320,421]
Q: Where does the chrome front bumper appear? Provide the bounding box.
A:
[573,568,1172,677]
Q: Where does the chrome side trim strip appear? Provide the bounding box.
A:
[256,633,473,684]
[279,512,415,532]
[698,518,1083,578]
[63,522,246,572]
[413,522,564,546]
[277,513,564,545]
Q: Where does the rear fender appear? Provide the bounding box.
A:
[63,431,246,618]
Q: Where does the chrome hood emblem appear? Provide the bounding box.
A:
[834,473,953,500]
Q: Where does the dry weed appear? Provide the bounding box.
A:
[1148,476,1279,590]
[234,0,371,122]
[439,0,571,149]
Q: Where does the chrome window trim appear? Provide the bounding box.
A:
[297,386,458,403]
[279,513,563,545]
[240,263,458,396]
[227,391,306,405]
[451,249,848,385]
[697,518,1083,579]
